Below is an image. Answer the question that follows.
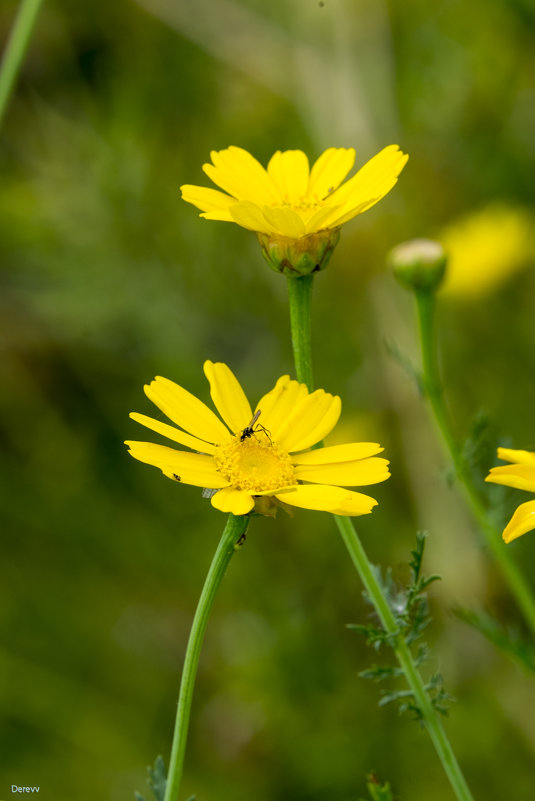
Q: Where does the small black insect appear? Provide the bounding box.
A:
[172,473,182,482]
[240,409,262,441]
[240,409,272,443]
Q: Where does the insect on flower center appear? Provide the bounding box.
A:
[214,431,296,493]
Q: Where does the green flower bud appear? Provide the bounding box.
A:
[256,228,341,277]
[388,238,447,292]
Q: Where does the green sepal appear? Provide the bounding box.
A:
[257,228,340,276]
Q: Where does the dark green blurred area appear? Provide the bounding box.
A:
[2,1,535,799]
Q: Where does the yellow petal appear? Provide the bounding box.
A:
[304,203,344,234]
[230,200,274,234]
[278,392,342,452]
[485,463,535,493]
[275,484,377,515]
[502,500,535,543]
[144,376,231,445]
[260,205,306,237]
[203,361,252,435]
[333,491,379,516]
[253,376,292,432]
[292,442,384,464]
[204,146,280,204]
[307,147,355,200]
[180,185,235,220]
[319,197,378,228]
[125,441,229,488]
[496,447,535,466]
[295,457,390,487]
[255,379,309,441]
[328,145,408,212]
[267,150,310,203]
[129,413,217,454]
[210,487,255,515]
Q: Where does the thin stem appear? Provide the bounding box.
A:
[287,275,315,390]
[163,513,249,801]
[286,276,476,801]
[414,289,535,638]
[0,0,44,129]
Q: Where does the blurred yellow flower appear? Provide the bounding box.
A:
[126,361,390,517]
[439,205,534,298]
[181,145,408,238]
[485,448,535,543]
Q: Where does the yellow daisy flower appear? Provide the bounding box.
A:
[126,361,390,517]
[439,205,534,299]
[485,448,535,543]
[180,145,408,275]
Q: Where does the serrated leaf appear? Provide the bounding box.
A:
[359,665,404,681]
[378,688,414,707]
[148,755,167,801]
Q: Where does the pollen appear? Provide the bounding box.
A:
[214,432,296,493]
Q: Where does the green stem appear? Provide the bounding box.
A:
[0,0,44,129]
[334,515,474,801]
[286,276,475,801]
[163,513,249,801]
[414,288,535,639]
[287,275,315,390]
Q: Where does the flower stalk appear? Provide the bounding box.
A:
[414,287,535,638]
[0,0,44,128]
[286,277,476,801]
[163,512,249,801]
[287,275,315,392]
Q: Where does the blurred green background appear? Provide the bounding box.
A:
[2,0,535,799]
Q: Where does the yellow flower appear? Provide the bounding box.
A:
[485,448,535,543]
[439,205,534,299]
[180,145,408,275]
[126,361,390,517]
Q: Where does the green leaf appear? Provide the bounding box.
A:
[147,755,167,801]
[346,622,399,650]
[454,607,535,673]
[359,772,399,801]
[135,755,167,801]
[359,664,404,682]
[385,339,424,394]
[352,533,453,722]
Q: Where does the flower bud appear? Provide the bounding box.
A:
[257,228,341,277]
[389,238,447,292]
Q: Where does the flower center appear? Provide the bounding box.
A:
[279,193,326,212]
[214,431,296,493]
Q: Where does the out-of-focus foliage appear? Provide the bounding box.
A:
[1,1,535,800]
